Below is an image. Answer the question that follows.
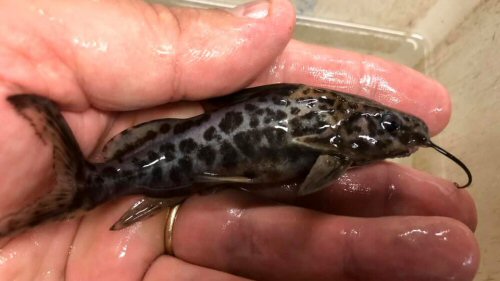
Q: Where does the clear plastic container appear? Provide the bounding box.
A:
[153,1,498,280]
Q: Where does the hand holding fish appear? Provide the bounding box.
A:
[0,0,479,280]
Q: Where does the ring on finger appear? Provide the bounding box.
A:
[165,203,182,256]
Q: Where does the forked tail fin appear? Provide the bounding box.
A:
[2,94,89,236]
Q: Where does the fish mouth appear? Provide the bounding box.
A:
[408,146,419,154]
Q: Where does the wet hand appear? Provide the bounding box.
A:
[0,0,478,280]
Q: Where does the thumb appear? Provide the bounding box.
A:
[1,0,295,110]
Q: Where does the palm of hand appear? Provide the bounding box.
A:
[0,1,478,280]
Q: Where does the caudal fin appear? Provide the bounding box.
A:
[2,94,88,236]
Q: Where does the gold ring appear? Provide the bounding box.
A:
[165,203,182,256]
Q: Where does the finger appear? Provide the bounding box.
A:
[298,162,477,230]
[0,220,79,280]
[254,40,451,135]
[144,256,251,281]
[66,197,166,280]
[1,0,295,109]
[172,190,479,281]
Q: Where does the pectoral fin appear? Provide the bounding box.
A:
[110,196,185,231]
[292,136,334,152]
[298,155,352,196]
[194,174,255,185]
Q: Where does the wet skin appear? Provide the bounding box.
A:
[0,0,478,281]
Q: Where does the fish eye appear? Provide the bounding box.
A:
[381,113,401,132]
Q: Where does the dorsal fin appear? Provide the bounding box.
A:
[201,83,301,112]
[102,118,181,160]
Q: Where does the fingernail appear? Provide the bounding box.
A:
[229,0,269,19]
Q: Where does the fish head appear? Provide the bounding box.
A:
[329,103,471,188]
[332,107,430,164]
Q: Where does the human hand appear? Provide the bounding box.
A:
[0,0,479,280]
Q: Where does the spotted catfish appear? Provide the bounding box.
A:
[2,84,471,236]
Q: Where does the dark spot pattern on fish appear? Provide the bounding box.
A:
[179,139,198,154]
[93,176,105,185]
[151,166,163,184]
[319,97,335,106]
[289,115,325,137]
[244,103,257,112]
[159,143,176,161]
[376,139,390,150]
[399,132,411,144]
[257,96,267,102]
[174,115,210,135]
[132,157,149,168]
[221,141,239,168]
[264,108,277,124]
[275,110,287,120]
[233,131,262,158]
[289,118,303,136]
[249,116,259,128]
[159,123,171,134]
[290,107,300,115]
[197,146,216,166]
[255,108,265,115]
[302,111,316,120]
[169,167,182,184]
[174,122,191,135]
[349,102,360,110]
[367,118,378,134]
[138,130,158,145]
[137,171,147,179]
[318,104,329,111]
[350,139,368,151]
[203,126,218,141]
[122,169,133,178]
[219,111,244,134]
[101,166,118,177]
[263,127,287,146]
[148,151,159,161]
[178,157,193,172]
[272,96,289,106]
[112,130,158,159]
